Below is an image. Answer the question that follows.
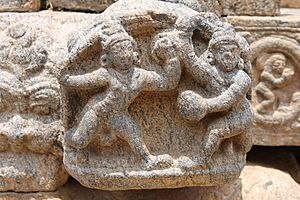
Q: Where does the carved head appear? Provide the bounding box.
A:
[264,53,286,75]
[208,31,241,72]
[4,24,48,77]
[101,24,138,72]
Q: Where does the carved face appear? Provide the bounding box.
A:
[271,57,286,75]
[213,43,240,72]
[110,40,134,71]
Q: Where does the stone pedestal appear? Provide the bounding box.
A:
[228,11,300,146]
[0,178,242,200]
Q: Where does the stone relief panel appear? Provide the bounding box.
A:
[228,15,300,146]
[59,0,252,190]
[0,23,68,192]
[251,37,300,140]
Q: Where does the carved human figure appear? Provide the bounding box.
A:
[254,53,294,114]
[178,30,252,163]
[61,27,181,169]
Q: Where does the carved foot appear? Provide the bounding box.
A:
[145,154,174,170]
[177,156,205,170]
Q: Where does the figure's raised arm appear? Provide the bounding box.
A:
[206,70,251,113]
[61,68,110,89]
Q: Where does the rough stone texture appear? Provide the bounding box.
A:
[281,0,300,8]
[239,147,300,200]
[228,11,300,146]
[0,178,242,200]
[0,11,102,192]
[219,0,280,16]
[59,0,252,190]
[50,0,218,13]
[0,0,40,12]
[50,0,116,12]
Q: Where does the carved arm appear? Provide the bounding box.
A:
[61,68,110,89]
[206,70,251,113]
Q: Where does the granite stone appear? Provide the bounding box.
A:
[59,0,253,190]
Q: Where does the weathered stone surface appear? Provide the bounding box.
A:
[228,12,300,146]
[239,147,300,200]
[50,0,218,13]
[50,0,115,12]
[220,0,280,16]
[246,147,300,184]
[0,0,40,12]
[0,11,101,192]
[0,178,242,200]
[59,0,252,190]
[281,0,300,8]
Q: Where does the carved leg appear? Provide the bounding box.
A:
[202,127,230,162]
[255,85,275,114]
[108,113,173,170]
[68,108,100,149]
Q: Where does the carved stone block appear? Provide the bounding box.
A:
[50,0,115,12]
[50,0,218,13]
[228,14,300,146]
[0,179,242,200]
[0,11,99,192]
[0,22,68,192]
[58,0,252,190]
[220,0,280,16]
[0,0,40,12]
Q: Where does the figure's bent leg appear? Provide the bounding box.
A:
[255,86,275,114]
[202,121,231,161]
[70,108,100,149]
[108,113,173,169]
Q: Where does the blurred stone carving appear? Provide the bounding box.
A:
[219,0,280,16]
[59,0,252,190]
[228,15,300,145]
[0,23,68,192]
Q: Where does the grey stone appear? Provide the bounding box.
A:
[59,0,252,190]
[220,0,280,16]
[0,13,79,192]
[228,13,300,146]
[0,0,40,12]
[50,0,218,13]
